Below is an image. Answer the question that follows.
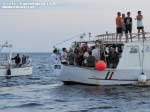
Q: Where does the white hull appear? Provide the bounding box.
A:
[0,66,32,77]
[51,64,62,76]
[59,65,150,86]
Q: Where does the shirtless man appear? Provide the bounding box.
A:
[116,12,123,42]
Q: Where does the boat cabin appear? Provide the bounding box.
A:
[65,32,150,70]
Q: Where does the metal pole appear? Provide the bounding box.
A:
[141,37,145,75]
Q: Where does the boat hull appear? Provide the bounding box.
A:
[59,65,150,86]
[0,66,32,77]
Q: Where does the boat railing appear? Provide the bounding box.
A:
[95,32,150,43]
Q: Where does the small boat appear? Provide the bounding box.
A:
[0,42,32,77]
[57,32,150,86]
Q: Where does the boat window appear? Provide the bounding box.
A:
[129,46,139,53]
[145,45,150,52]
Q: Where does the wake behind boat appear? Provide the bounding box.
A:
[0,42,32,77]
[52,32,150,86]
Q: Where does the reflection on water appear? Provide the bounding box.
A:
[0,53,150,112]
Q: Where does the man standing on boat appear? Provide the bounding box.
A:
[116,12,123,42]
[136,11,145,40]
[61,48,68,64]
[124,12,132,42]
[11,53,21,66]
[50,49,61,65]
[92,45,100,62]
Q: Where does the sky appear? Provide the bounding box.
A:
[0,0,150,52]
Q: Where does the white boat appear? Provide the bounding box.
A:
[0,42,32,77]
[57,32,150,86]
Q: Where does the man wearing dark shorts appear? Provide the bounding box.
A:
[116,12,123,42]
[136,11,145,40]
[124,12,132,42]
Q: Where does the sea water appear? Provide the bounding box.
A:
[0,53,150,112]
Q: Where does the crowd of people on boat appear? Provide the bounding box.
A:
[51,10,146,69]
[11,53,31,66]
[116,11,145,42]
[52,42,121,69]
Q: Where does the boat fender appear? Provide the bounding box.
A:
[7,68,11,76]
[96,60,107,71]
[138,74,146,83]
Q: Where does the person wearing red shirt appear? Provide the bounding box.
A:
[116,12,123,42]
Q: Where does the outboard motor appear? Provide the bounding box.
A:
[6,68,11,79]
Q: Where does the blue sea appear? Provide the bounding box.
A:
[0,53,150,112]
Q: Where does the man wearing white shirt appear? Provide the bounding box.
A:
[83,49,89,65]
[92,45,100,62]
[26,56,32,66]
[61,48,68,64]
[50,49,61,65]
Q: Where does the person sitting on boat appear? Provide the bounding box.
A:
[61,48,68,65]
[26,56,32,65]
[22,55,27,65]
[108,47,119,68]
[67,48,75,65]
[86,51,95,67]
[11,53,21,66]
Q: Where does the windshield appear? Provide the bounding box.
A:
[0,47,12,65]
